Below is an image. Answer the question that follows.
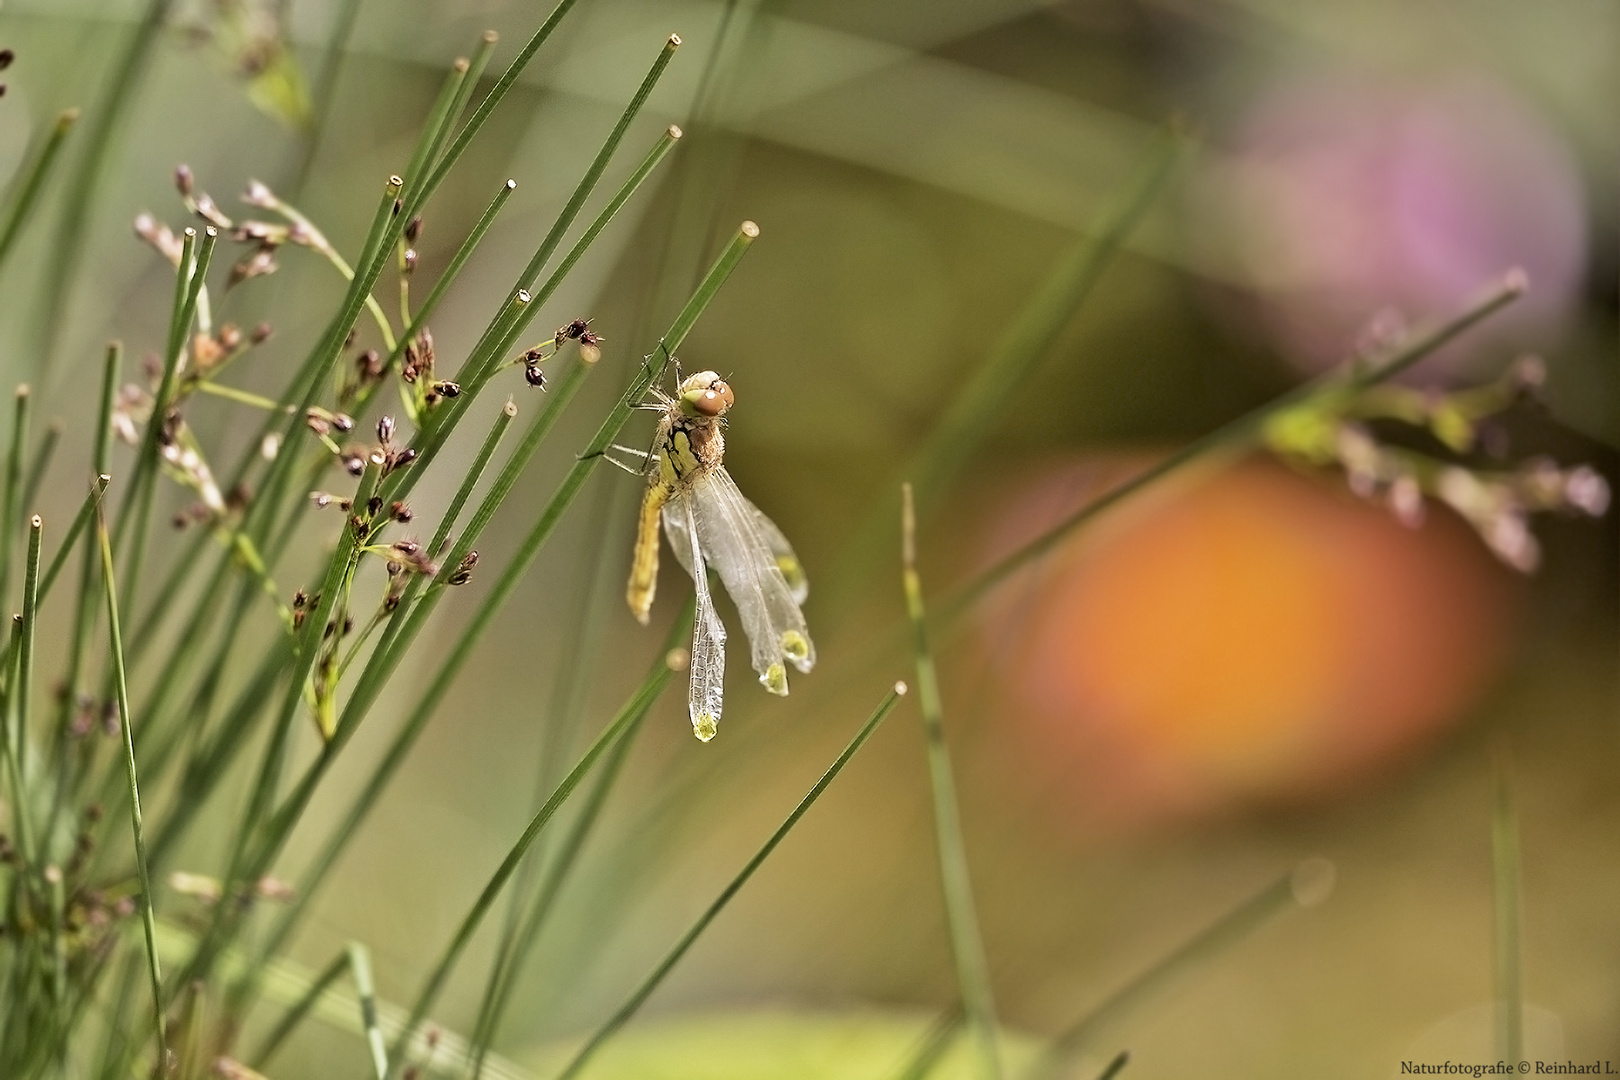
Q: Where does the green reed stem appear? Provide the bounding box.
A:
[417,0,583,205]
[37,0,176,373]
[383,638,685,1077]
[119,226,217,616]
[383,65,683,512]
[250,950,347,1069]
[2,589,34,878]
[17,515,41,779]
[147,638,291,872]
[21,420,62,520]
[391,177,517,365]
[467,644,650,1078]
[554,682,910,1080]
[38,475,109,604]
[888,1005,963,1080]
[348,941,388,1080]
[916,127,1180,516]
[939,270,1528,625]
[425,32,499,181]
[1022,860,1335,1080]
[130,8,577,706]
[240,369,589,999]
[373,397,517,667]
[0,109,79,277]
[41,342,119,847]
[294,0,367,193]
[96,502,167,1073]
[902,483,1000,1080]
[1492,737,1523,1064]
[0,385,29,616]
[1094,1050,1131,1080]
[382,123,679,508]
[262,221,756,902]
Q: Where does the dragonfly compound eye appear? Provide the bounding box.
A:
[682,379,733,417]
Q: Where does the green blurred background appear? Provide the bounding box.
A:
[0,1,1614,1077]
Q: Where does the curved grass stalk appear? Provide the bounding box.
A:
[382,627,687,1078]
[0,109,78,277]
[95,501,167,1073]
[36,0,177,375]
[902,484,1000,1080]
[1021,860,1335,1080]
[259,223,758,915]
[938,270,1528,626]
[552,682,909,1080]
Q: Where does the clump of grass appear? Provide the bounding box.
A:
[0,3,1603,1078]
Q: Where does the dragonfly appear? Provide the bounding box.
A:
[622,368,814,741]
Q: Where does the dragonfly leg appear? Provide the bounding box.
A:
[581,444,651,474]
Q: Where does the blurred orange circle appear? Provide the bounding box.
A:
[979,456,1520,822]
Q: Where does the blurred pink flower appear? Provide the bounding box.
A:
[1200,73,1587,376]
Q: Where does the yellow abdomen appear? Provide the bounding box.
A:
[627,480,671,624]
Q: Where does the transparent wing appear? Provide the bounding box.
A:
[685,467,815,693]
[667,494,726,741]
[740,492,808,604]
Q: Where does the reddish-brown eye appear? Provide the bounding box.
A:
[692,380,734,416]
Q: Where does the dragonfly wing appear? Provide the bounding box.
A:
[676,494,726,742]
[740,492,808,604]
[662,492,696,579]
[689,467,815,693]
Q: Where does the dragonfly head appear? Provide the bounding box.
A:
[678,372,734,419]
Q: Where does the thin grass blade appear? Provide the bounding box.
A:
[939,270,1528,625]
[250,951,346,1069]
[383,632,686,1076]
[553,681,909,1080]
[349,941,388,1079]
[1022,859,1335,1080]
[0,108,79,276]
[902,483,1000,1080]
[95,499,167,1071]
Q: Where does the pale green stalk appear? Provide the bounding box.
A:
[467,625,647,1078]
[96,504,167,1073]
[20,421,62,521]
[384,647,683,1077]
[349,941,388,1080]
[38,475,109,607]
[1022,860,1335,1080]
[250,951,346,1069]
[888,1005,962,1080]
[940,271,1528,624]
[553,683,910,1080]
[293,0,368,193]
[902,483,1000,1080]
[37,0,177,374]
[254,222,757,914]
[0,109,79,276]
[0,385,30,617]
[379,48,685,511]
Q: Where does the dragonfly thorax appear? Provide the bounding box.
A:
[655,417,724,486]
